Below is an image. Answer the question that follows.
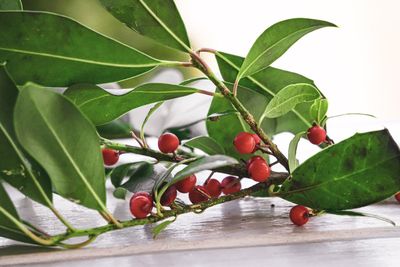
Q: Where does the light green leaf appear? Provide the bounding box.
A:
[0,11,161,86]
[310,98,328,124]
[100,0,191,52]
[173,155,238,184]
[152,217,176,239]
[0,0,22,10]
[140,102,164,144]
[327,210,396,226]
[64,83,199,126]
[237,18,336,79]
[184,136,225,155]
[14,85,107,211]
[215,51,317,135]
[280,130,400,210]
[0,181,34,244]
[264,83,321,118]
[288,131,305,173]
[0,65,52,206]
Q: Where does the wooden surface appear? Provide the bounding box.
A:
[0,183,399,266]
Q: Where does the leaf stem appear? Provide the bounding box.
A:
[189,52,290,171]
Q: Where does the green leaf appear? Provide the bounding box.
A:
[64,83,199,126]
[0,65,52,206]
[264,83,321,118]
[96,119,133,139]
[280,130,400,210]
[0,11,161,86]
[99,0,191,52]
[326,210,396,226]
[113,187,127,200]
[180,77,208,86]
[0,0,22,10]
[140,102,164,143]
[215,51,317,135]
[184,136,225,155]
[310,98,328,124]
[14,85,107,211]
[207,82,275,160]
[172,155,238,184]
[110,162,154,188]
[237,18,336,79]
[152,217,176,239]
[288,131,305,173]
[0,181,34,244]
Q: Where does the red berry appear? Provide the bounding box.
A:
[160,185,177,206]
[307,125,327,145]
[395,192,400,203]
[188,185,210,204]
[204,178,222,198]
[246,156,265,169]
[290,205,310,226]
[252,134,261,145]
[221,176,241,195]
[102,148,119,166]
[130,192,153,219]
[233,132,256,154]
[158,133,180,153]
[248,159,270,182]
[175,174,197,193]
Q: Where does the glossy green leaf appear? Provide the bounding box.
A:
[280,130,400,210]
[64,83,199,126]
[173,155,238,184]
[140,102,164,143]
[0,0,22,10]
[152,218,176,239]
[237,18,336,79]
[0,182,34,244]
[264,83,320,118]
[310,98,328,124]
[0,65,52,206]
[327,210,396,226]
[216,51,317,135]
[184,136,225,155]
[0,11,161,86]
[96,119,133,139]
[14,85,107,210]
[100,0,191,52]
[207,82,275,160]
[288,131,305,173]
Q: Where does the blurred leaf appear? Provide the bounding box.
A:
[0,0,22,10]
[288,131,305,173]
[184,136,225,155]
[310,98,328,125]
[280,130,400,210]
[110,162,154,188]
[237,18,336,79]
[65,83,199,126]
[0,182,34,244]
[140,102,164,144]
[96,119,133,139]
[216,51,318,135]
[99,0,191,52]
[326,210,396,226]
[0,11,160,86]
[14,85,107,210]
[0,65,52,206]
[152,217,176,239]
[112,187,127,200]
[180,77,208,86]
[172,155,238,184]
[264,83,320,118]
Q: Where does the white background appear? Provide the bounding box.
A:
[176,0,400,121]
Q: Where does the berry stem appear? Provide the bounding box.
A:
[189,52,290,171]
